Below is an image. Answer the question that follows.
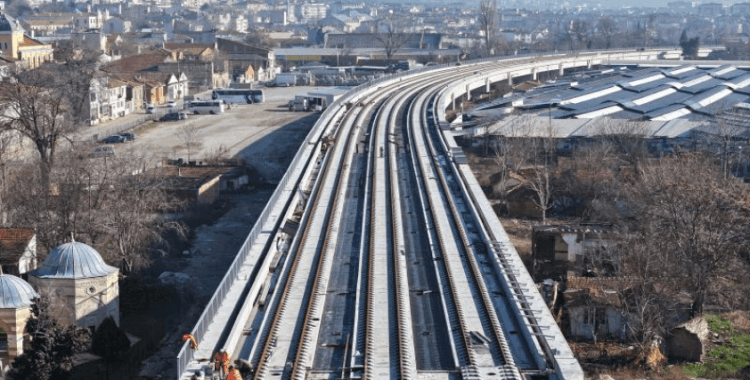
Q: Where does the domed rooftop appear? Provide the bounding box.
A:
[30,242,118,279]
[0,13,23,33]
[0,275,37,309]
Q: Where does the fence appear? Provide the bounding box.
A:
[88,109,169,143]
[173,45,715,379]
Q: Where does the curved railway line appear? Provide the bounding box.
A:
[177,48,688,380]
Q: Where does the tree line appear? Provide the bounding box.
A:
[485,117,750,344]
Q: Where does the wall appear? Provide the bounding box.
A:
[0,307,31,365]
[197,175,221,204]
[568,305,625,340]
[28,272,119,328]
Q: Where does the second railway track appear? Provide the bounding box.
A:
[179,49,673,380]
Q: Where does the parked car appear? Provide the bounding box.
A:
[120,132,135,141]
[88,145,115,158]
[167,100,176,108]
[146,104,155,114]
[178,112,188,120]
[103,134,125,144]
[159,112,181,122]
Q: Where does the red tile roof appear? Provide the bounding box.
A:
[103,52,172,73]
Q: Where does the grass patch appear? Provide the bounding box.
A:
[681,314,750,378]
[707,314,733,335]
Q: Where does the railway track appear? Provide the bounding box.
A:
[178,49,682,380]
[229,60,548,380]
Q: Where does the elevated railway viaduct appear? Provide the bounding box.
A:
[176,48,688,380]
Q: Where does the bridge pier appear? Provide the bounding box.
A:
[485,77,491,93]
[559,63,565,76]
[508,73,513,86]
[532,68,537,81]
[466,84,471,101]
[451,93,455,110]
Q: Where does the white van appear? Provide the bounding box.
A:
[146,104,156,114]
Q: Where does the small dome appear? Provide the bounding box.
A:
[0,13,23,33]
[0,275,37,309]
[30,242,118,279]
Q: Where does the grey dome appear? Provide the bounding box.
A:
[0,13,23,33]
[30,242,117,279]
[0,275,37,309]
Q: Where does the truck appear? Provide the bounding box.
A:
[274,73,301,87]
[305,89,347,111]
[288,97,310,112]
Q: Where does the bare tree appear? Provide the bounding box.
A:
[570,20,590,51]
[624,154,749,317]
[0,71,76,195]
[478,0,498,56]
[177,124,203,163]
[526,120,557,222]
[492,115,535,200]
[375,18,406,60]
[598,17,618,49]
[96,168,186,274]
[0,51,99,196]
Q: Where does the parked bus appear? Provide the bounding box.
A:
[211,89,265,104]
[188,100,225,114]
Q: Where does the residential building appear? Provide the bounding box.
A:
[0,228,37,276]
[732,2,750,15]
[697,2,724,17]
[19,16,74,36]
[84,74,131,125]
[102,17,130,34]
[216,38,276,82]
[70,30,107,52]
[300,2,328,22]
[73,12,106,30]
[531,224,615,282]
[0,13,54,69]
[564,276,632,341]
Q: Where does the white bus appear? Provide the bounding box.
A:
[188,100,225,114]
[211,89,265,104]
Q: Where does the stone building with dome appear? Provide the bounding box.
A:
[0,274,37,365]
[0,12,54,69]
[28,241,120,328]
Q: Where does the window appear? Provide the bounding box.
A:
[0,329,7,352]
[583,307,606,328]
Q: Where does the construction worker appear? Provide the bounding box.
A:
[182,333,199,350]
[226,365,243,380]
[213,351,224,379]
[221,350,232,377]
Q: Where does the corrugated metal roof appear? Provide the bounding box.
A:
[29,242,117,279]
[0,275,37,309]
[652,119,702,138]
